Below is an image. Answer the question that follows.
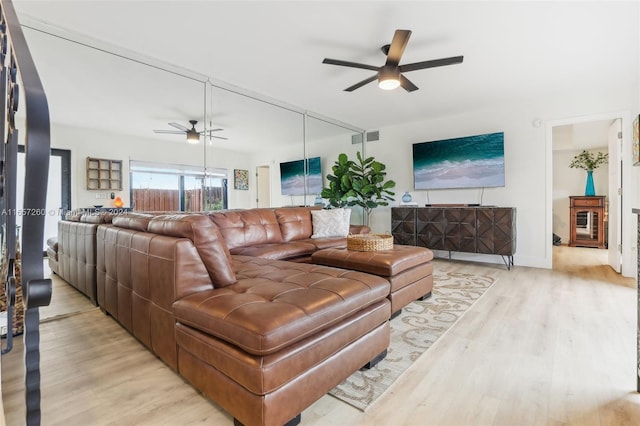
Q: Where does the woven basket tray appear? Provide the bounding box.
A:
[347,234,393,252]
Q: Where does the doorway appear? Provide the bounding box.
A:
[256,165,271,208]
[549,114,626,274]
[17,147,71,251]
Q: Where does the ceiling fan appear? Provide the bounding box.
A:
[153,120,227,143]
[322,29,463,92]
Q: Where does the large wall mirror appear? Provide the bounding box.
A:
[22,22,365,218]
[305,115,365,224]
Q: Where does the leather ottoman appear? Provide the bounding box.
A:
[311,245,434,316]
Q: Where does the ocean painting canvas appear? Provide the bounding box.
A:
[413,132,505,190]
[280,156,322,195]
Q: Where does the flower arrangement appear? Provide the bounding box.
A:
[569,150,608,171]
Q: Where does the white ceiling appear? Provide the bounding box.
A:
[12,1,639,151]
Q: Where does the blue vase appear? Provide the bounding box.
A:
[402,191,412,203]
[585,170,595,196]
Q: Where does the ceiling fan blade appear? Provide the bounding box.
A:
[344,74,378,92]
[385,29,412,67]
[211,136,228,140]
[153,130,184,134]
[400,56,464,73]
[200,128,224,134]
[168,122,189,132]
[399,75,419,92]
[323,58,379,72]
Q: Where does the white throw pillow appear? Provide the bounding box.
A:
[311,208,351,238]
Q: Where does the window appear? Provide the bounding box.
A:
[130,161,227,212]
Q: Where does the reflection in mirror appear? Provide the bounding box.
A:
[208,83,304,210]
[22,25,207,212]
[305,114,365,224]
[22,23,365,216]
[575,210,600,241]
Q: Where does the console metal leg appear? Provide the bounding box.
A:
[500,255,514,271]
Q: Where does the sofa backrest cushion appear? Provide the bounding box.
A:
[208,209,283,250]
[112,213,154,232]
[147,214,237,288]
[80,212,113,224]
[274,207,313,241]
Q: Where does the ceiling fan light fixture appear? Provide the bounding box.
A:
[378,67,401,90]
[186,131,200,143]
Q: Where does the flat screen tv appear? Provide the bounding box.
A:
[280,156,322,196]
[413,132,505,190]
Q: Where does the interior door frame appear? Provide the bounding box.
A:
[18,146,71,212]
[545,110,634,276]
[607,118,622,272]
[18,146,71,255]
[256,164,271,208]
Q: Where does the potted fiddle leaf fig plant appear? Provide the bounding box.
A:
[321,153,354,209]
[321,151,395,224]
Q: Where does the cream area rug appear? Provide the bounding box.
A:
[329,271,497,411]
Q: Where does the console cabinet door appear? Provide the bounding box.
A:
[391,207,416,245]
[477,208,516,255]
[444,208,476,252]
[417,208,445,250]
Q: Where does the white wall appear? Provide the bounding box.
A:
[552,149,609,243]
[250,81,636,271]
[50,83,638,272]
[359,83,636,269]
[50,123,255,210]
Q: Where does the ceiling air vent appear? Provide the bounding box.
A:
[366,130,380,142]
[351,133,363,145]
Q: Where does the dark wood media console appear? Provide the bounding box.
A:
[391,206,517,269]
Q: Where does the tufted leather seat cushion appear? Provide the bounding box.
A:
[312,245,434,276]
[312,245,434,314]
[298,237,347,250]
[229,241,316,260]
[173,255,390,356]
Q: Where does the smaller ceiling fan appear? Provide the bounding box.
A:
[153,120,227,143]
[322,29,463,92]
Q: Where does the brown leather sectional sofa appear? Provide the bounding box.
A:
[96,211,390,426]
[49,206,433,426]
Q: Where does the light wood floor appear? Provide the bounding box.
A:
[2,247,639,426]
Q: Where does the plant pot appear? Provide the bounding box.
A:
[585,170,595,196]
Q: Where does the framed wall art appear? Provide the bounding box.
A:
[234,169,249,190]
